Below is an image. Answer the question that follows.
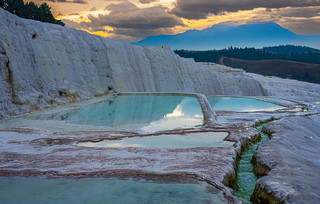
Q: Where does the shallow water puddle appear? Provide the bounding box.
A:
[1,94,203,133]
[0,177,226,204]
[207,96,284,112]
[78,132,233,149]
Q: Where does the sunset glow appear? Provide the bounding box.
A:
[27,0,320,41]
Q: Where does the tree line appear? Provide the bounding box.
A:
[0,0,64,26]
[174,45,320,64]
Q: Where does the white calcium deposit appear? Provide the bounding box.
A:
[254,114,320,203]
[2,8,320,204]
[1,8,320,120]
[246,73,320,103]
[0,8,267,119]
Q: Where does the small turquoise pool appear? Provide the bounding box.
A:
[78,132,233,149]
[264,97,295,105]
[0,177,226,204]
[207,96,284,112]
[1,94,203,133]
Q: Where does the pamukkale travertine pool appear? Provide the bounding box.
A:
[0,93,298,203]
[207,96,284,112]
[0,177,226,204]
[1,94,203,133]
[78,132,233,148]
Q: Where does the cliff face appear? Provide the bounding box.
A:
[0,9,117,119]
[0,8,265,119]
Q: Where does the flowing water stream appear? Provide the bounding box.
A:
[235,124,269,203]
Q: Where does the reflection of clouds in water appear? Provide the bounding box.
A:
[78,132,232,149]
[141,117,202,133]
[2,95,203,133]
[141,98,203,133]
[165,105,184,118]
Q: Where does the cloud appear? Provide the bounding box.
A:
[139,0,158,4]
[68,12,80,15]
[274,7,320,18]
[83,2,184,39]
[227,7,320,35]
[284,18,320,35]
[45,0,87,4]
[171,0,320,19]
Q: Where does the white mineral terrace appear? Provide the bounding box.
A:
[0,92,312,203]
[1,7,320,203]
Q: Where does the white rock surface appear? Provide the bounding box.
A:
[246,73,320,103]
[202,63,320,103]
[254,114,320,203]
[0,8,265,119]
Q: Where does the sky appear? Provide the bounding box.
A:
[28,0,320,42]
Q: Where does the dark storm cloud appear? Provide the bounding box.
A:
[139,0,158,4]
[276,7,320,18]
[171,0,320,19]
[84,1,184,37]
[282,18,320,35]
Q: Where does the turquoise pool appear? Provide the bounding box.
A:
[207,96,284,112]
[0,177,226,204]
[78,132,233,149]
[1,94,203,133]
[264,97,295,105]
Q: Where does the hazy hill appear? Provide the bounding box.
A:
[174,46,320,64]
[133,22,320,50]
[222,57,320,84]
[174,45,320,84]
[263,45,320,54]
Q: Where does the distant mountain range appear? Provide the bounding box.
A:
[132,22,320,50]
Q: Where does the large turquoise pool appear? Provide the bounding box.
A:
[207,96,284,112]
[0,177,226,204]
[1,94,203,133]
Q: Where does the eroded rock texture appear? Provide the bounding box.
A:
[252,114,320,203]
[0,8,266,119]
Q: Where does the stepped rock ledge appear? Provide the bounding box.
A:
[1,7,320,204]
[0,8,266,119]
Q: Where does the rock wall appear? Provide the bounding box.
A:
[0,8,266,119]
[0,9,116,119]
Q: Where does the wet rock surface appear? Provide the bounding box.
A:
[0,94,303,203]
[253,114,320,203]
[0,126,254,203]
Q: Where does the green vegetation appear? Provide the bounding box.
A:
[0,0,64,26]
[251,153,271,178]
[253,117,278,128]
[263,45,319,54]
[174,45,320,64]
[251,183,282,204]
[175,46,320,84]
